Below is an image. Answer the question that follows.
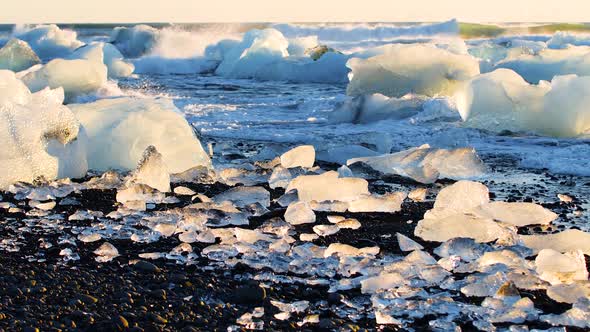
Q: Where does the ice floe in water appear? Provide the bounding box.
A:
[69,97,211,173]
[348,145,486,184]
[13,24,84,60]
[456,68,590,137]
[0,72,87,189]
[346,43,480,98]
[0,39,40,72]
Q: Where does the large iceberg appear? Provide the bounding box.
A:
[456,68,590,137]
[69,97,211,173]
[13,24,84,60]
[0,70,87,188]
[213,28,349,83]
[0,39,41,72]
[495,46,590,83]
[109,25,159,58]
[346,43,480,98]
[19,58,108,103]
[70,42,134,78]
[347,145,486,184]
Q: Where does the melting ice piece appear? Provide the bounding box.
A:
[313,224,340,237]
[78,233,102,243]
[546,282,590,304]
[470,202,557,227]
[173,186,195,196]
[286,171,369,202]
[316,145,379,165]
[130,146,170,193]
[0,75,88,189]
[269,166,292,189]
[14,24,84,59]
[520,229,590,255]
[213,186,270,208]
[348,145,486,184]
[535,249,588,285]
[70,97,211,173]
[415,213,509,243]
[116,183,166,204]
[346,43,479,98]
[360,272,405,294]
[324,243,379,257]
[408,188,427,202]
[433,180,489,212]
[348,192,406,213]
[70,42,134,78]
[94,242,119,262]
[540,298,590,329]
[284,201,316,225]
[337,218,361,230]
[280,145,315,168]
[19,58,108,102]
[328,93,425,124]
[0,39,40,72]
[396,233,424,252]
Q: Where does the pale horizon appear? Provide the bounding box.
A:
[1,0,589,24]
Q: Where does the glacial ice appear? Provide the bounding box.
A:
[0,39,40,72]
[284,201,316,225]
[520,229,590,255]
[396,233,424,252]
[496,46,590,83]
[347,192,406,213]
[457,68,590,137]
[110,24,159,57]
[470,202,557,227]
[0,73,88,189]
[280,145,315,168]
[213,186,270,208]
[14,24,84,60]
[19,58,108,102]
[69,97,211,173]
[346,44,479,98]
[287,36,319,56]
[94,242,119,262]
[415,213,510,243]
[328,93,425,124]
[129,146,170,193]
[286,171,369,202]
[546,282,590,304]
[316,145,379,165]
[347,145,486,184]
[547,32,590,49]
[535,249,588,285]
[70,42,135,78]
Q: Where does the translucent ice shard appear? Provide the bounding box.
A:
[284,201,316,225]
[94,242,119,262]
[280,145,315,168]
[0,38,40,72]
[396,233,424,252]
[521,229,590,255]
[535,249,588,285]
[213,186,270,208]
[129,146,170,193]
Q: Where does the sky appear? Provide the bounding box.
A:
[1,0,588,23]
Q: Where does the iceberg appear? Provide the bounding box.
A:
[287,36,319,57]
[496,46,590,83]
[213,28,349,83]
[19,58,108,102]
[456,69,590,137]
[69,97,211,173]
[347,145,486,184]
[328,94,425,124]
[346,43,479,98]
[14,24,84,60]
[0,39,41,72]
[70,42,134,78]
[110,24,159,58]
[0,71,87,189]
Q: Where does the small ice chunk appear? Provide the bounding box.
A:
[286,171,369,202]
[280,145,315,168]
[337,218,361,230]
[434,180,489,211]
[268,166,292,189]
[348,192,406,213]
[173,186,195,196]
[408,188,427,202]
[327,215,346,224]
[546,282,590,304]
[396,233,424,252]
[558,194,573,203]
[300,233,319,242]
[324,243,379,257]
[313,224,340,237]
[130,146,170,193]
[348,146,486,184]
[535,249,588,285]
[284,201,316,225]
[30,200,56,211]
[94,242,119,262]
[521,229,590,255]
[78,233,102,243]
[471,202,557,227]
[415,213,509,243]
[213,186,270,208]
[360,272,405,294]
[540,298,590,328]
[337,165,354,178]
